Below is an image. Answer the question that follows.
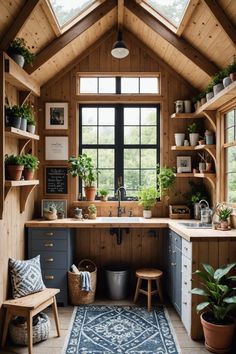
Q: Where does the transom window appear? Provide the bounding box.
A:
[79,105,160,198]
[224,109,236,203]
[78,76,159,94]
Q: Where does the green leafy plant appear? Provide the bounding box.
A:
[137,186,158,210]
[99,188,109,196]
[21,104,35,124]
[205,82,214,94]
[188,122,198,133]
[22,154,39,171]
[7,105,22,117]
[225,58,236,75]
[212,70,226,85]
[88,204,97,214]
[8,38,35,65]
[191,263,236,324]
[5,154,23,166]
[217,205,233,221]
[156,164,176,198]
[68,154,99,187]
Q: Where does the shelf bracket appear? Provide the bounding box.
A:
[20,184,37,213]
[204,146,216,165]
[203,110,216,131]
[19,139,31,154]
[5,185,12,201]
[205,175,216,189]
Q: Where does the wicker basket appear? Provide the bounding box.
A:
[68,259,97,305]
[9,312,50,345]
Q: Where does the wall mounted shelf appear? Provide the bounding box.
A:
[5,180,39,213]
[5,127,39,154]
[171,144,216,164]
[176,172,216,188]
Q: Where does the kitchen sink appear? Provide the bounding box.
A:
[97,217,142,223]
[178,222,212,229]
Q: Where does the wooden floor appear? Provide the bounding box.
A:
[0,299,234,354]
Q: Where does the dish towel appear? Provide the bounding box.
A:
[80,271,92,292]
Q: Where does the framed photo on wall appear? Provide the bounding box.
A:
[45,136,68,161]
[41,199,67,217]
[177,156,191,173]
[45,102,68,129]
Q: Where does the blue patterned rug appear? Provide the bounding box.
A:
[63,305,179,354]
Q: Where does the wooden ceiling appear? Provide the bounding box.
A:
[0,0,235,90]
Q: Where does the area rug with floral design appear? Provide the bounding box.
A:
[63,305,179,354]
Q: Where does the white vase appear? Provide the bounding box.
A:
[189,133,199,146]
[206,92,214,101]
[223,76,232,88]
[213,83,224,95]
[143,210,152,219]
[184,100,191,113]
[174,133,185,146]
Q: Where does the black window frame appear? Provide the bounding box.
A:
[79,103,160,200]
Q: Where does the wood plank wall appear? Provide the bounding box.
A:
[0,83,37,326]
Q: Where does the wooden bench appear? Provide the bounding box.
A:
[1,288,61,354]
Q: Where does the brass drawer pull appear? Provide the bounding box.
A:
[44,275,54,280]
[44,243,54,247]
[45,232,54,236]
[45,258,54,262]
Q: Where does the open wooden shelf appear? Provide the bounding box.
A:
[171,145,195,150]
[5,180,39,213]
[171,113,201,119]
[176,172,216,188]
[4,53,40,96]
[5,127,39,140]
[171,144,216,162]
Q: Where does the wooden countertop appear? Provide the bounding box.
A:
[25,218,236,241]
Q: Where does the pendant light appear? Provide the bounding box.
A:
[111,30,129,59]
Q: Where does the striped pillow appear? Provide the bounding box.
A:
[9,255,46,298]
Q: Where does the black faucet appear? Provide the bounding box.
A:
[116,186,126,217]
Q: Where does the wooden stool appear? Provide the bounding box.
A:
[134,268,163,311]
[1,288,61,354]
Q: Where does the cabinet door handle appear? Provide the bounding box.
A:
[184,247,188,251]
[44,243,54,247]
[45,258,54,262]
[184,281,187,285]
[171,262,176,266]
[183,301,187,305]
[184,264,187,268]
[44,275,54,280]
[45,232,54,236]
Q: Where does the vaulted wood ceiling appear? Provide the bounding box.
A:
[0,0,235,90]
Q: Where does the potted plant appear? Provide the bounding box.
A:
[156,163,176,199]
[5,154,24,180]
[212,70,226,95]
[174,132,185,146]
[43,203,57,220]
[216,204,233,230]
[222,67,232,88]
[6,105,22,129]
[99,188,109,201]
[8,37,35,68]
[68,154,99,201]
[205,82,214,102]
[226,58,236,82]
[191,262,236,353]
[188,122,199,146]
[88,204,97,219]
[22,154,39,180]
[137,186,158,218]
[21,104,36,134]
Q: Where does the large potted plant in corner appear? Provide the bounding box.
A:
[191,263,236,353]
[68,154,98,201]
[137,186,158,218]
[5,154,24,180]
[22,154,39,180]
[8,37,35,68]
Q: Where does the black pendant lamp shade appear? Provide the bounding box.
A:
[111,31,129,59]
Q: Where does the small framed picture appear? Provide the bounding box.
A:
[177,156,191,173]
[45,102,68,129]
[41,199,67,217]
[45,136,68,161]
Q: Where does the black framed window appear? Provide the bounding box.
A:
[79,104,160,198]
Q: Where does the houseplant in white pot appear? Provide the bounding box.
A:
[216,204,233,230]
[8,37,35,68]
[137,186,157,218]
[191,262,236,353]
[188,122,199,146]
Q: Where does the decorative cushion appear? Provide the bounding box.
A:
[9,255,46,298]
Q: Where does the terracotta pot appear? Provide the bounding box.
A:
[230,72,236,82]
[6,165,24,180]
[220,220,229,230]
[84,186,96,201]
[23,168,34,180]
[201,313,235,353]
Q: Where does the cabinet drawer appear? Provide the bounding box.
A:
[31,238,68,251]
[182,239,192,259]
[182,255,192,275]
[31,251,68,269]
[169,230,182,250]
[29,228,69,240]
[42,269,68,291]
[181,293,192,335]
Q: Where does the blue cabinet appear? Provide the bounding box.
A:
[28,228,74,306]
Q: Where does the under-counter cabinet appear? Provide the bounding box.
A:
[181,238,192,335]
[28,228,74,306]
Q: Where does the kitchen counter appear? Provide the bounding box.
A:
[25,218,236,241]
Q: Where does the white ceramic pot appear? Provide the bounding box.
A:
[27,124,36,134]
[184,100,191,113]
[223,76,232,88]
[189,133,199,146]
[205,135,214,145]
[206,92,214,101]
[143,210,152,219]
[199,162,206,172]
[20,118,27,131]
[11,54,25,67]
[213,83,224,96]
[174,133,185,146]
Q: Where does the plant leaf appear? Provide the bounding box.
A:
[193,270,209,282]
[196,302,210,313]
[228,276,236,281]
[214,263,236,282]
[218,285,229,293]
[191,288,209,296]
[223,296,236,304]
[202,263,215,278]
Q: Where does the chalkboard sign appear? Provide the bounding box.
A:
[45,167,68,194]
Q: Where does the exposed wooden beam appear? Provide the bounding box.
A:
[125,0,219,77]
[118,0,124,29]
[0,0,40,51]
[204,0,236,47]
[27,0,117,74]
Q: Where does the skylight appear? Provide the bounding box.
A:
[48,0,96,27]
[143,0,189,27]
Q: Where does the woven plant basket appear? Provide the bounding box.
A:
[68,259,97,305]
[9,312,50,345]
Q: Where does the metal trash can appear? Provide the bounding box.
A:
[105,265,130,300]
